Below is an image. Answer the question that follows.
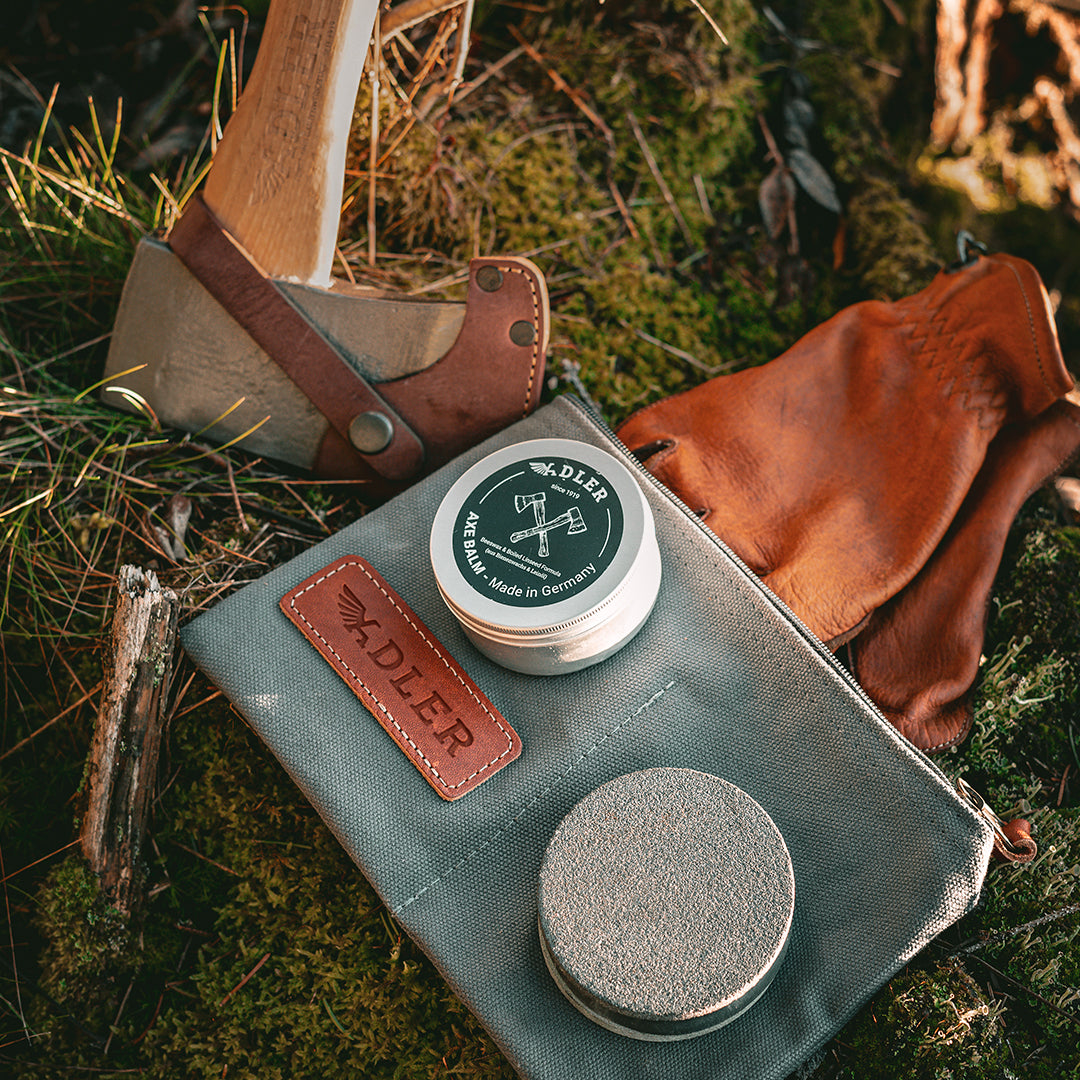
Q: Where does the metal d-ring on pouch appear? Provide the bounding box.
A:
[955,777,1037,862]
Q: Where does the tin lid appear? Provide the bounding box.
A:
[430,439,654,637]
[538,768,795,1041]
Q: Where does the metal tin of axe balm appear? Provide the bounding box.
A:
[430,438,660,675]
[538,768,795,1041]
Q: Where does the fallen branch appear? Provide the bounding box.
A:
[80,566,179,916]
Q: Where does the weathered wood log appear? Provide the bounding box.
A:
[80,566,179,916]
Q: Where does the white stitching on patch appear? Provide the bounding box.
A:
[289,560,515,791]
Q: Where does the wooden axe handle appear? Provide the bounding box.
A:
[203,0,379,287]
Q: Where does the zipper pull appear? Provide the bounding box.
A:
[956,777,1037,864]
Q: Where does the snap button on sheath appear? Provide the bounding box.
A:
[509,320,536,346]
[348,411,395,453]
[476,266,504,292]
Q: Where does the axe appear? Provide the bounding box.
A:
[514,491,548,555]
[509,505,587,558]
[515,491,547,525]
[101,0,548,484]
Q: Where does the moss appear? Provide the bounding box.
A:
[968,519,1080,797]
[340,0,815,424]
[846,178,940,298]
[33,858,133,1007]
[838,959,1009,1078]
[135,694,512,1080]
[829,799,1080,1077]
[335,0,956,434]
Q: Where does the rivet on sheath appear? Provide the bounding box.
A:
[348,411,394,454]
[510,320,536,347]
[476,266,504,292]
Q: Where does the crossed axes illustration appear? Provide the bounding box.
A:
[511,493,587,557]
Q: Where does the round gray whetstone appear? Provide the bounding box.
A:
[538,767,794,1041]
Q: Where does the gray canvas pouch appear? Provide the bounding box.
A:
[181,394,994,1080]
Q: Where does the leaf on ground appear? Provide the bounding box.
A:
[788,146,842,213]
[783,97,816,150]
[759,162,797,240]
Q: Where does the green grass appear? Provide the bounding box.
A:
[3,1,1080,1077]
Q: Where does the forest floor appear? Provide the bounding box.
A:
[2,1,1080,1077]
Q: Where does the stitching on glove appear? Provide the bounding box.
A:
[1002,258,1053,397]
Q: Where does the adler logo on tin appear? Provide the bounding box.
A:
[451,455,625,608]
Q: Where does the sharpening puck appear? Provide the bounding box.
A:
[538,767,794,1041]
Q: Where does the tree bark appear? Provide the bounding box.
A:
[80,566,179,916]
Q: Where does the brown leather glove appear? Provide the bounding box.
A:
[845,397,1080,751]
[618,253,1073,649]
[617,251,1077,752]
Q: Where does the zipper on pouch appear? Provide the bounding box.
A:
[564,392,1028,858]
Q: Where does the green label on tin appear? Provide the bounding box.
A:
[452,455,625,607]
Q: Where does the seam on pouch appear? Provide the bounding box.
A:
[289,560,515,792]
[576,394,983,831]
[394,678,676,914]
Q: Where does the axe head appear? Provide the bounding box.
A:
[565,506,587,534]
[515,492,546,513]
[101,237,549,476]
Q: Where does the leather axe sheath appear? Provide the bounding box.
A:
[101,0,549,485]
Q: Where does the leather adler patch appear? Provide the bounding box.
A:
[280,555,522,800]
